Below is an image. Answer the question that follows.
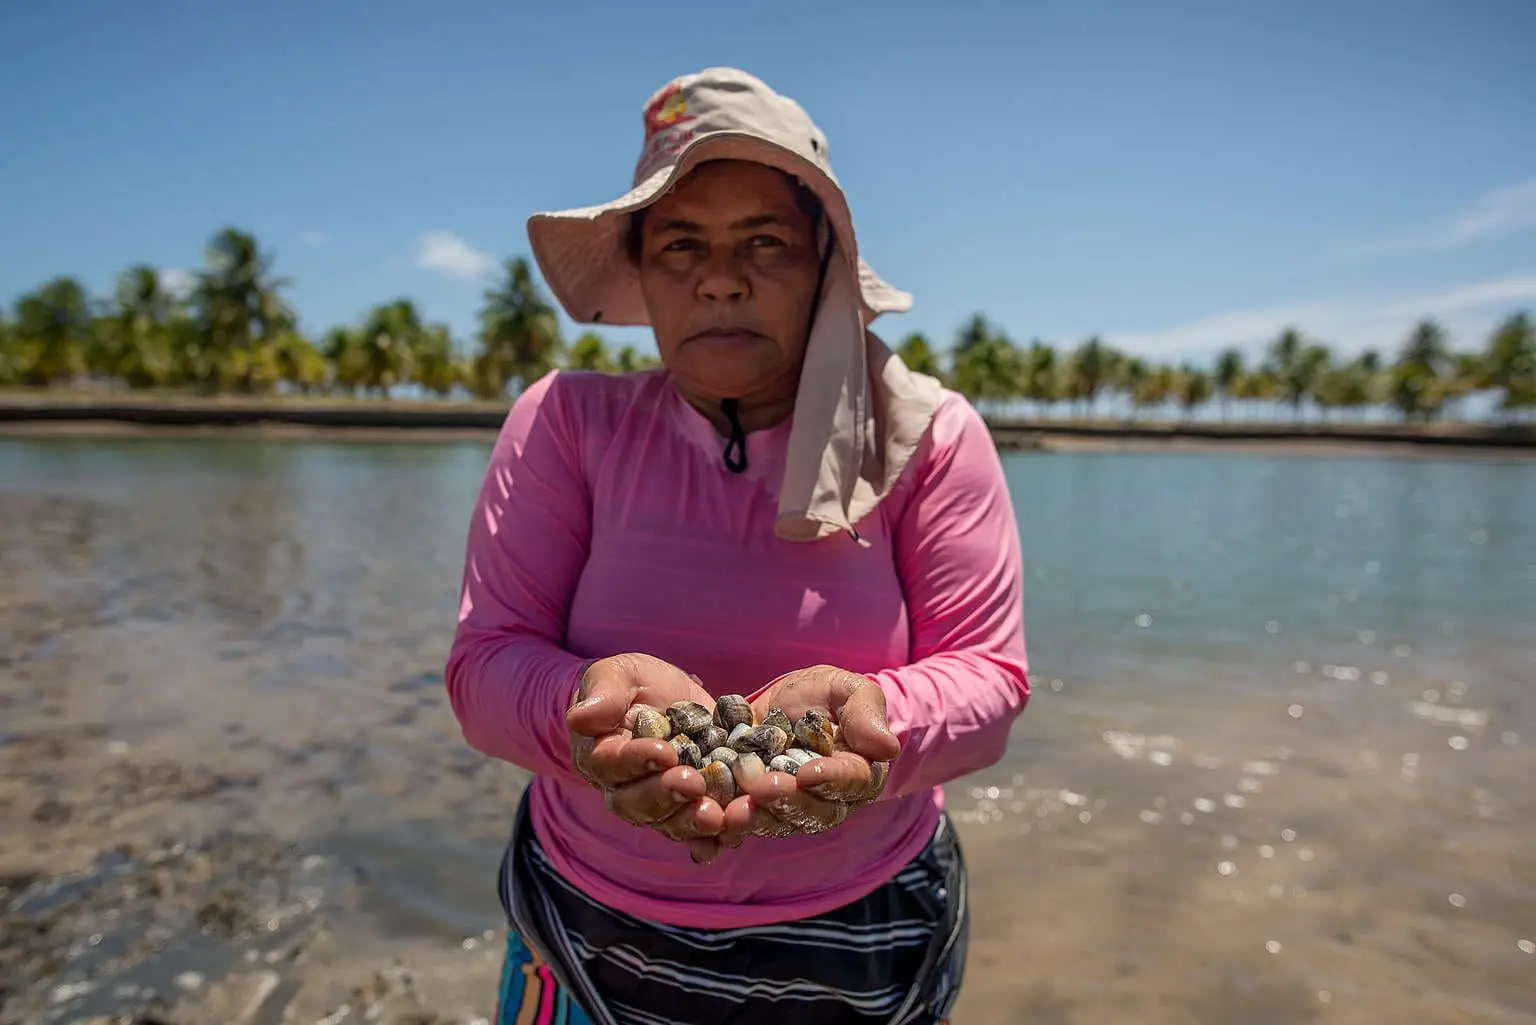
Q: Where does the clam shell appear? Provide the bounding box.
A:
[781,747,818,769]
[735,724,789,759]
[727,723,754,749]
[731,751,766,791]
[713,694,754,731]
[666,700,713,736]
[762,707,794,734]
[768,754,801,775]
[769,747,819,777]
[866,760,889,795]
[700,760,737,807]
[632,705,672,740]
[670,735,703,769]
[793,710,836,756]
[705,747,739,767]
[694,724,728,752]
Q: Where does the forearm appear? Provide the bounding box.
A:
[444,627,587,784]
[866,648,1030,800]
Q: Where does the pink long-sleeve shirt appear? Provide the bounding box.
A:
[445,367,1029,929]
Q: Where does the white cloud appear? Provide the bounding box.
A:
[1103,271,1536,361]
[1351,177,1536,256]
[301,230,328,247]
[415,230,495,280]
[157,267,196,298]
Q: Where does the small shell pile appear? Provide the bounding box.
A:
[632,694,839,808]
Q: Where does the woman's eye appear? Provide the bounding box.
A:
[748,235,785,248]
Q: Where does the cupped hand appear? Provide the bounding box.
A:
[566,653,727,864]
[719,664,900,846]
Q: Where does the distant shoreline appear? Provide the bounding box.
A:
[1,392,1532,457]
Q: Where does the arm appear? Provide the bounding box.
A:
[443,371,593,785]
[868,394,1031,800]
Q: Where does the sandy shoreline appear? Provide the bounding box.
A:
[2,405,1533,458]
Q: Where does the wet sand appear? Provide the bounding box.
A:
[3,391,1533,459]
[3,462,1534,1024]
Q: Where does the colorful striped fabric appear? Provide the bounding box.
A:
[495,929,597,1025]
[498,806,967,1025]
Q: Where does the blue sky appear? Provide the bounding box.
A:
[2,0,1533,369]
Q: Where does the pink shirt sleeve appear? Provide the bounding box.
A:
[443,372,592,785]
[867,394,1032,800]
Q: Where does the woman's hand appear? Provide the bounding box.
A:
[566,653,727,863]
[720,665,900,845]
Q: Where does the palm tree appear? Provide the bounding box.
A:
[412,323,462,397]
[1121,357,1150,418]
[950,326,1023,412]
[1175,365,1213,421]
[953,314,995,356]
[1390,319,1451,422]
[107,265,181,388]
[896,332,943,380]
[613,345,661,373]
[567,331,613,372]
[192,228,295,392]
[1484,312,1534,418]
[1133,364,1176,416]
[1022,341,1058,417]
[1214,348,1244,420]
[12,276,94,385]
[0,314,19,387]
[1265,327,1328,419]
[476,256,563,399]
[1066,335,1116,418]
[357,299,424,397]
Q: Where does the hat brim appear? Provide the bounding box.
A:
[526,132,911,327]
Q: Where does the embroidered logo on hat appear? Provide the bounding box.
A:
[643,84,694,140]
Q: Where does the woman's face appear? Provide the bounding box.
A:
[636,160,823,405]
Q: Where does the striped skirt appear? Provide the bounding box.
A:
[494,792,967,1025]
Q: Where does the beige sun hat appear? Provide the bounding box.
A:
[526,66,943,543]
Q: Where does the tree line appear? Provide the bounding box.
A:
[2,226,1533,422]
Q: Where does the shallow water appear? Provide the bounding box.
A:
[2,436,1533,1023]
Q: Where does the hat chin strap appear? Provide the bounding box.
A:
[720,398,748,473]
[714,218,837,477]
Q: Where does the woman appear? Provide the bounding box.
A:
[445,66,1030,1025]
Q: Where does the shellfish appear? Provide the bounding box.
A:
[704,746,739,767]
[666,700,713,736]
[632,705,672,740]
[734,724,789,759]
[700,760,737,808]
[731,751,767,791]
[726,723,755,749]
[713,694,754,731]
[694,724,729,753]
[670,735,703,769]
[767,747,819,775]
[793,709,837,756]
[762,707,794,734]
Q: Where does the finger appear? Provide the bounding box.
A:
[653,795,727,843]
[605,765,711,828]
[566,677,632,738]
[718,793,798,841]
[575,734,678,790]
[835,682,901,763]
[718,795,754,848]
[732,770,848,835]
[794,751,889,805]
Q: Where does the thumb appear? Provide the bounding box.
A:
[837,681,901,762]
[566,674,631,738]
